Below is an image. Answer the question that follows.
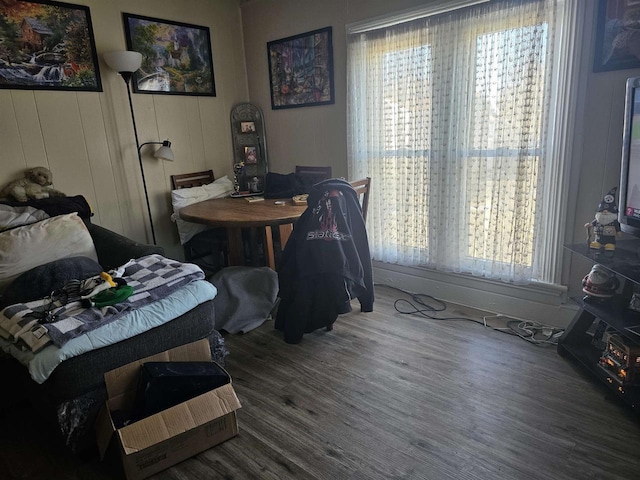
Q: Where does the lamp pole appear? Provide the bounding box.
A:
[104,51,176,246]
[120,70,156,245]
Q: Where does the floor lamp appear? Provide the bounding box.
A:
[103,50,174,245]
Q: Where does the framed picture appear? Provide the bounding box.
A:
[123,13,215,96]
[0,0,101,91]
[244,146,258,164]
[267,26,334,109]
[241,121,256,133]
[594,0,640,72]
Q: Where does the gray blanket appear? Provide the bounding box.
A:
[0,204,49,232]
[210,266,278,333]
[0,255,204,349]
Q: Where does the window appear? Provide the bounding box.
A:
[347,0,578,284]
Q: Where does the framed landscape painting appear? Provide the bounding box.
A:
[267,26,334,109]
[123,13,215,96]
[0,0,101,91]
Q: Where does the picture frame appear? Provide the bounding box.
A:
[594,0,640,72]
[0,0,102,91]
[244,146,258,164]
[241,121,256,133]
[123,13,215,96]
[267,26,334,109]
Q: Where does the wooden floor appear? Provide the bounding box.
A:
[2,285,640,479]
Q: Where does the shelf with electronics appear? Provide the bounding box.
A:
[560,239,640,411]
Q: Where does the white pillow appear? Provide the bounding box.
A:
[0,213,98,291]
[171,175,234,245]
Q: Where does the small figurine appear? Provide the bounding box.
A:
[585,187,621,251]
[582,265,619,302]
[232,162,245,193]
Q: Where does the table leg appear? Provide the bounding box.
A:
[226,228,245,266]
[264,226,276,270]
[248,227,259,266]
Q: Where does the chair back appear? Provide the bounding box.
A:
[170,170,226,274]
[171,170,215,190]
[295,165,332,181]
[349,177,371,222]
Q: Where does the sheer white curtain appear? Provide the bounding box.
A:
[347,0,579,284]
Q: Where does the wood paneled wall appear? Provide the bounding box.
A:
[0,0,248,260]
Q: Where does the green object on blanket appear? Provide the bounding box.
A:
[85,285,134,308]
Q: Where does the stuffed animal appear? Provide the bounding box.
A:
[0,166,65,202]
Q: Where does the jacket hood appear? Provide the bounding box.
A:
[310,178,358,203]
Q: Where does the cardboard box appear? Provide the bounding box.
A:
[96,339,241,480]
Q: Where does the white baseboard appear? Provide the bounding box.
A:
[372,262,578,328]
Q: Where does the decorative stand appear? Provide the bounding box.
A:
[230,103,268,195]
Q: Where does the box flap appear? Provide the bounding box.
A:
[118,383,241,454]
[104,338,212,399]
[96,404,116,460]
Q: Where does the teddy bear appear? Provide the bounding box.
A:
[0,166,66,202]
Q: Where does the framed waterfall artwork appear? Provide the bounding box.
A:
[0,0,102,91]
[267,26,334,109]
[123,13,215,96]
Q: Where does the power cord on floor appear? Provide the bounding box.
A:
[376,283,476,322]
[375,283,564,347]
[485,316,564,346]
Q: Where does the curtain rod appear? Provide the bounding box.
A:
[346,0,490,34]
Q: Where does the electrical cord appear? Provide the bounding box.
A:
[375,283,564,347]
[502,319,564,346]
[378,284,476,322]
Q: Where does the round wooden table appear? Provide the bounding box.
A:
[179,196,307,267]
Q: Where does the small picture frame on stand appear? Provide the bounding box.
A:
[240,121,256,133]
[244,146,258,164]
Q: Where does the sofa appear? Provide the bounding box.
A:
[0,196,227,453]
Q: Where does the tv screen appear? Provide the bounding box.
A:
[619,77,640,236]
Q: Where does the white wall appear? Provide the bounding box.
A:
[240,0,640,324]
[241,0,350,177]
[0,0,248,260]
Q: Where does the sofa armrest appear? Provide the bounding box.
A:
[88,223,163,270]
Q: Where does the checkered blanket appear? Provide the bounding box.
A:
[0,255,204,351]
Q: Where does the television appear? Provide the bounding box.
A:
[619,76,640,237]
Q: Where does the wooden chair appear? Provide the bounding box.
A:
[349,177,372,222]
[264,223,294,270]
[295,165,332,181]
[170,170,228,274]
[261,167,331,270]
[264,177,371,271]
[171,170,215,189]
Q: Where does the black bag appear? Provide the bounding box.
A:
[130,361,230,423]
[264,172,323,198]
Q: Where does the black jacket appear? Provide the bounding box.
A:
[275,178,374,343]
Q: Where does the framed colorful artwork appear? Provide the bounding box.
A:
[0,0,102,91]
[594,0,640,72]
[267,26,334,109]
[123,13,215,95]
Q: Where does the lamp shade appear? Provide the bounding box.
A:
[154,141,174,161]
[103,51,142,73]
